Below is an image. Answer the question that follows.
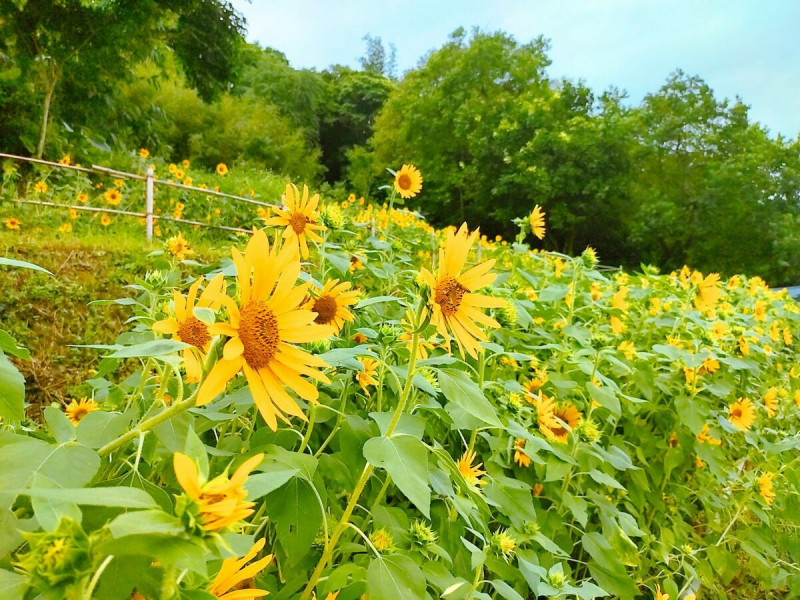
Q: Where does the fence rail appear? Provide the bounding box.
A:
[0,152,278,240]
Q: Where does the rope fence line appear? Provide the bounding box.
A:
[1,152,278,240]
[13,199,252,235]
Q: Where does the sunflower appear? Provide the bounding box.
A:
[513,439,531,468]
[216,163,229,176]
[100,214,112,227]
[529,205,546,240]
[419,223,505,359]
[104,189,122,206]
[764,386,779,417]
[394,164,423,199]
[34,181,48,193]
[65,398,98,425]
[174,452,263,531]
[696,424,722,446]
[356,357,380,395]
[456,449,487,486]
[728,397,756,431]
[58,223,72,234]
[139,148,150,158]
[167,232,193,261]
[208,538,273,600]
[153,274,226,383]
[758,472,775,505]
[305,279,359,334]
[196,230,333,430]
[535,394,582,444]
[654,583,669,600]
[76,193,88,203]
[265,184,326,259]
[4,217,20,230]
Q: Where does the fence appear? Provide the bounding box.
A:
[0,152,281,240]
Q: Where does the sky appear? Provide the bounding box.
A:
[231,0,800,138]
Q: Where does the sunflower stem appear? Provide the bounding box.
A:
[299,299,424,600]
[298,403,317,454]
[98,391,196,457]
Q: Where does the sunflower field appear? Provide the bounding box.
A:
[2,164,800,600]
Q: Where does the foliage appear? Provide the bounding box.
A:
[1,166,800,600]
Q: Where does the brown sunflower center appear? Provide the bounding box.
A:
[178,316,211,349]
[434,276,469,316]
[731,407,742,419]
[239,300,280,368]
[397,173,413,190]
[313,295,338,325]
[289,212,308,234]
[70,406,91,422]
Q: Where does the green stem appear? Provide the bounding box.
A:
[83,554,114,600]
[99,392,195,457]
[299,303,423,600]
[298,403,317,454]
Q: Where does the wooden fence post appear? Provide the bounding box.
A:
[145,166,154,242]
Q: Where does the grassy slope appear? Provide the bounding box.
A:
[0,230,226,410]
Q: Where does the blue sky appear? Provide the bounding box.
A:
[232,0,800,138]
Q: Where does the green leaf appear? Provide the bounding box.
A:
[30,472,81,531]
[109,339,191,358]
[484,475,536,527]
[581,532,638,599]
[438,368,502,428]
[77,410,135,449]
[367,554,426,600]
[0,352,25,421]
[43,406,76,443]
[490,580,525,600]
[0,568,27,600]
[246,445,318,500]
[0,433,100,511]
[265,477,323,563]
[97,535,206,576]
[108,509,184,537]
[363,434,431,517]
[587,383,620,416]
[588,469,625,490]
[0,257,52,275]
[538,284,570,302]
[356,295,404,308]
[0,330,29,359]
[16,486,156,508]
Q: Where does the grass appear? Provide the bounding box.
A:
[0,228,228,411]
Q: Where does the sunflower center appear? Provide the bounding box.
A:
[289,212,308,234]
[397,173,412,191]
[239,300,280,368]
[178,316,211,349]
[434,276,469,316]
[71,406,90,421]
[313,295,338,325]
[731,407,742,419]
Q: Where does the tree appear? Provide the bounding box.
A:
[0,0,244,157]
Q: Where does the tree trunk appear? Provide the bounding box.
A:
[35,62,59,159]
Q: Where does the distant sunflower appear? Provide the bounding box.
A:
[394,164,423,199]
[196,230,333,430]
[456,449,487,487]
[208,538,273,600]
[104,189,122,206]
[728,397,756,431]
[356,357,380,395]
[216,163,228,176]
[306,279,359,334]
[100,214,112,227]
[153,274,226,383]
[4,217,20,230]
[535,393,582,444]
[758,472,775,505]
[529,205,546,240]
[65,398,98,425]
[419,223,505,359]
[34,181,48,193]
[265,184,326,259]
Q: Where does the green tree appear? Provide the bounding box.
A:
[0,0,244,157]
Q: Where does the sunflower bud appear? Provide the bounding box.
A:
[17,518,91,590]
[581,417,602,443]
[370,529,394,553]
[495,300,518,329]
[410,520,438,550]
[320,203,345,229]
